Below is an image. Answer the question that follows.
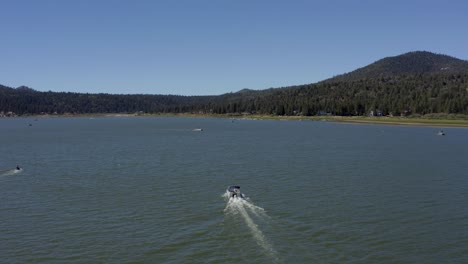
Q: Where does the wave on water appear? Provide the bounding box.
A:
[223,191,279,262]
[0,168,23,177]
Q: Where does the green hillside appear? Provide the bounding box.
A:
[2,51,468,117]
[326,51,468,82]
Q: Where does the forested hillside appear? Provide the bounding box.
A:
[325,51,468,82]
[0,84,216,115]
[2,51,468,116]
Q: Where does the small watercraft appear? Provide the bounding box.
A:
[437,130,445,136]
[192,128,203,131]
[15,165,22,171]
[227,185,244,198]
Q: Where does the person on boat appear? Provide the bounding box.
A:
[16,165,21,170]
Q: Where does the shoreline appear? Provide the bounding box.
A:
[241,115,468,128]
[3,113,468,128]
[319,118,468,128]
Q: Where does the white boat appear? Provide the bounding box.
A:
[192,128,203,131]
[227,185,245,198]
[437,130,445,136]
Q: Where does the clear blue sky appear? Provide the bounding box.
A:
[1,0,468,95]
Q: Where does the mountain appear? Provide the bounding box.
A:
[0,84,14,91]
[15,85,36,92]
[1,51,468,116]
[325,51,468,82]
[0,84,37,92]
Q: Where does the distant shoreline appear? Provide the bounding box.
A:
[4,113,468,128]
[234,115,468,128]
[317,117,468,128]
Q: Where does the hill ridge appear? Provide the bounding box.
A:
[324,51,468,83]
[2,50,468,117]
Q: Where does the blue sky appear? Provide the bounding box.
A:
[1,0,468,95]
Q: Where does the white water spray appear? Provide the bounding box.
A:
[223,191,279,262]
[0,168,22,177]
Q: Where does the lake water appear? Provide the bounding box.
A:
[1,117,467,263]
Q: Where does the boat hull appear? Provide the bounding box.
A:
[227,185,244,198]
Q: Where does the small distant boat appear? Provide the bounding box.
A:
[437,130,445,136]
[227,185,245,198]
[192,128,203,131]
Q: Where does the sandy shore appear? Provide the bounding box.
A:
[321,118,468,128]
[6,113,468,128]
[232,115,468,128]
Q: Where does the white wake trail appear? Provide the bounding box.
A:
[0,169,22,177]
[224,193,279,262]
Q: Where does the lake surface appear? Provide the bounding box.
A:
[1,117,467,263]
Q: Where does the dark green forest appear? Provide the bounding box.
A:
[2,51,468,117]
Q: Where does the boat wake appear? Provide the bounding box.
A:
[0,168,22,177]
[223,191,279,262]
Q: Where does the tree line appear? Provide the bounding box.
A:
[1,72,468,116]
